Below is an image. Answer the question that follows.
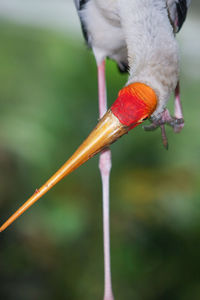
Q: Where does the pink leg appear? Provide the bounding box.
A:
[97,60,114,300]
[174,81,184,133]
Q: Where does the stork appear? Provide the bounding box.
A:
[0,1,190,300]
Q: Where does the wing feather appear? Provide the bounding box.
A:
[73,0,90,45]
[167,0,191,33]
[73,0,89,11]
[73,0,80,10]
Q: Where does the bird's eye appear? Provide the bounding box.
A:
[142,116,148,121]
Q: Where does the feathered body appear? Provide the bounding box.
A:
[75,0,190,119]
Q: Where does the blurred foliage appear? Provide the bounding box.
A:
[0,20,200,300]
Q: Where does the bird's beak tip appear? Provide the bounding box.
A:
[0,110,128,232]
[0,226,4,233]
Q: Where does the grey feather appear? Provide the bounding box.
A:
[73,0,80,10]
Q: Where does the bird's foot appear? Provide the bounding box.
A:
[143,109,184,149]
[143,109,184,132]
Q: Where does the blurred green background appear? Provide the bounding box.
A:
[0,1,200,300]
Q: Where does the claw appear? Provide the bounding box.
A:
[160,125,168,150]
[143,80,185,147]
[172,118,184,133]
[143,123,158,131]
[143,120,169,149]
[143,108,184,149]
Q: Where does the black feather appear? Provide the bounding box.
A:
[79,0,89,10]
[74,0,90,46]
[117,61,129,74]
[176,0,188,32]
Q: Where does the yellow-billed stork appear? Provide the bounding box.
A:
[0,1,191,299]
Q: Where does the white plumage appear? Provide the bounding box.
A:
[75,0,190,119]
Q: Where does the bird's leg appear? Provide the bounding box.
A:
[97,60,114,300]
[174,81,184,133]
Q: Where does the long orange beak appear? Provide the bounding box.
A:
[0,82,157,232]
[0,110,128,232]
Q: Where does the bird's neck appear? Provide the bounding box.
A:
[118,0,179,117]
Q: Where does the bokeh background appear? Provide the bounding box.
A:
[0,1,200,299]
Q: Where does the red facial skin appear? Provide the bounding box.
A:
[111,82,158,130]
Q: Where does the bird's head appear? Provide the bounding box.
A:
[0,83,157,232]
[111,82,157,130]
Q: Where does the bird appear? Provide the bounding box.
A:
[74,1,191,299]
[0,1,191,300]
